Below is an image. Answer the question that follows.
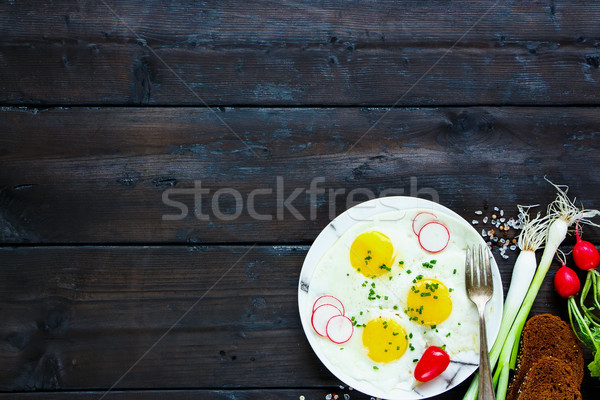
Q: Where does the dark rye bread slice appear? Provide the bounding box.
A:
[515,356,582,400]
[507,314,584,400]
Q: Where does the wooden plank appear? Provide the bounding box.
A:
[0,246,318,391]
[1,1,599,105]
[1,106,600,244]
[2,41,599,106]
[4,0,600,45]
[0,389,375,400]
[0,245,594,396]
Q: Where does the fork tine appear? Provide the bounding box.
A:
[483,245,493,287]
[479,246,486,285]
[465,246,472,286]
[474,245,480,286]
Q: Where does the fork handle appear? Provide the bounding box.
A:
[478,307,495,400]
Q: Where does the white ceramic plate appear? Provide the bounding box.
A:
[298,196,503,399]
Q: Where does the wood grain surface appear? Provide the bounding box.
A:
[2,1,600,399]
[1,106,599,244]
[0,245,594,399]
[1,0,599,105]
[0,390,374,400]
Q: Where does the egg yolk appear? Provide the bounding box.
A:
[350,231,395,278]
[406,278,452,326]
[362,317,408,363]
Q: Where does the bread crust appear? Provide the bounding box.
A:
[515,356,582,400]
[507,314,584,400]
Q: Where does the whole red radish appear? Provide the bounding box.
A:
[554,265,581,299]
[572,221,600,271]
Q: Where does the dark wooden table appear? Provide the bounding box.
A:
[2,1,600,399]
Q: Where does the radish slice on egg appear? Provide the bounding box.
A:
[311,304,343,337]
[418,222,450,253]
[326,315,354,344]
[312,295,345,315]
[412,212,438,235]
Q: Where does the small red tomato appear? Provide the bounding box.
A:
[554,265,581,298]
[414,346,450,382]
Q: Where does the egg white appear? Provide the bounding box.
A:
[307,209,482,393]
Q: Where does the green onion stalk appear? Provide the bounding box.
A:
[493,182,599,400]
[461,207,549,400]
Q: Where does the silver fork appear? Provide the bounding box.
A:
[465,245,496,400]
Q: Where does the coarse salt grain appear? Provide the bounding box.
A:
[344,395,350,400]
[483,216,489,223]
[475,210,483,215]
[510,245,517,250]
[494,206,499,211]
[472,220,479,225]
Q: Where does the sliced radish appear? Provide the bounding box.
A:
[311,304,343,337]
[412,212,438,235]
[326,315,354,344]
[418,222,450,253]
[312,295,345,315]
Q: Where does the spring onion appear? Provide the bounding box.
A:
[494,181,599,400]
[462,206,549,400]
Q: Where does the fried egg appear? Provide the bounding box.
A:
[307,209,484,394]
